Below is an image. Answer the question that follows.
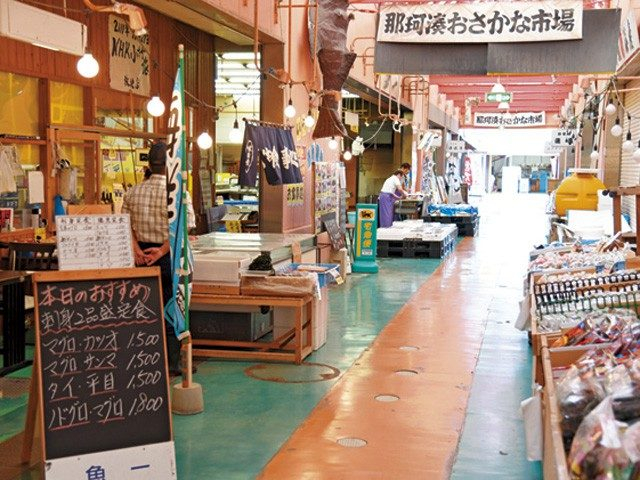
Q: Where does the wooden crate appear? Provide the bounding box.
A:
[540,338,613,480]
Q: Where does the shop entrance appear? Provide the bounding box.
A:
[212,50,262,233]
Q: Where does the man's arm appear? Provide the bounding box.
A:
[121,193,146,266]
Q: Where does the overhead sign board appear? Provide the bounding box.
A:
[376,1,583,44]
[485,92,513,103]
[474,112,546,127]
[617,9,640,68]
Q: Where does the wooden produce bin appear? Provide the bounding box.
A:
[540,337,613,480]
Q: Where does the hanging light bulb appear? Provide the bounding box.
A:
[623,130,634,153]
[590,145,599,163]
[605,99,617,116]
[611,117,623,137]
[343,150,352,161]
[146,96,165,117]
[77,52,99,78]
[197,131,213,150]
[328,137,339,150]
[284,99,296,119]
[229,119,243,143]
[304,110,315,128]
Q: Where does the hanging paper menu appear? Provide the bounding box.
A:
[56,214,134,271]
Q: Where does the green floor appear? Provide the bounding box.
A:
[0,222,543,479]
[172,257,441,479]
[450,296,543,479]
[0,257,441,479]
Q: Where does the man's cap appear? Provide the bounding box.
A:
[148,142,167,167]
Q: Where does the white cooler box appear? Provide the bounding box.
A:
[193,251,253,284]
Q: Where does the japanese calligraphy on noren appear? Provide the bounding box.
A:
[474,112,546,128]
[376,1,583,44]
[33,270,171,461]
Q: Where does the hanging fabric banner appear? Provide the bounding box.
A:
[239,123,259,187]
[278,127,303,184]
[376,1,583,44]
[260,126,283,185]
[240,122,303,186]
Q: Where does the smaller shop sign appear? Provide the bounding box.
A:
[551,128,577,146]
[474,112,545,128]
[485,92,512,103]
[447,140,466,154]
[352,204,378,274]
[286,183,304,206]
[618,9,640,68]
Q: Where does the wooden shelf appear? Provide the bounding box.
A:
[0,138,46,146]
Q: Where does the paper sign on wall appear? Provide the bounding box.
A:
[109,14,150,96]
[55,214,134,270]
[28,171,45,204]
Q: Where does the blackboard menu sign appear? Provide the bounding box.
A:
[321,213,345,250]
[33,268,172,461]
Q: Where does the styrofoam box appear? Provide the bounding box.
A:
[193,251,253,284]
[273,290,329,351]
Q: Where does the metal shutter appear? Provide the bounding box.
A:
[620,80,640,230]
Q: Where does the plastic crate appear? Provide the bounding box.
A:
[423,214,479,237]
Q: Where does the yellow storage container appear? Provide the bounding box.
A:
[554,169,605,216]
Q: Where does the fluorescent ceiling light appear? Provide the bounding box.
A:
[218,62,259,70]
[221,52,259,61]
[219,76,261,84]
[342,89,359,99]
[216,70,260,78]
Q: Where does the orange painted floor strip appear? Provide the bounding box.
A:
[258,194,549,479]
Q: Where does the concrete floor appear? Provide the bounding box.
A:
[0,193,547,479]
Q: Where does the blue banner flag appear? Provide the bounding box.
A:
[164,56,193,338]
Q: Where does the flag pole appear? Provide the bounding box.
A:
[171,44,203,415]
[178,43,193,389]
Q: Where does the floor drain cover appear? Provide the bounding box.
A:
[395,369,419,376]
[337,437,367,448]
[245,362,340,383]
[399,346,419,351]
[375,394,400,402]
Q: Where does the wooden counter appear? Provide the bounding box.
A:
[190,291,314,364]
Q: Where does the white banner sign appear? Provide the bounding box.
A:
[109,14,150,96]
[618,9,640,68]
[544,141,563,154]
[551,128,577,146]
[474,112,546,128]
[377,1,583,44]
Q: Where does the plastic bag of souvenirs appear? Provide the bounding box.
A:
[567,397,634,479]
[551,310,639,348]
[557,365,607,451]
